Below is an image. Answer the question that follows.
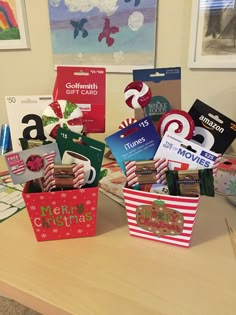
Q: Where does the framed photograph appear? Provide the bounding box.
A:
[188,0,236,68]
[0,0,30,50]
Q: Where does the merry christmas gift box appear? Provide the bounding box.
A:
[22,181,98,241]
[123,186,200,248]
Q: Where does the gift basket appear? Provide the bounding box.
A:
[105,67,236,247]
[4,67,106,241]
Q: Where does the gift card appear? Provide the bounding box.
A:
[133,67,181,122]
[4,143,61,185]
[53,66,106,133]
[56,128,105,187]
[5,95,53,151]
[105,117,161,174]
[154,131,219,171]
[188,99,236,154]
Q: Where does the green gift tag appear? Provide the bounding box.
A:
[56,127,105,188]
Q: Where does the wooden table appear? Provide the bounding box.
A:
[0,157,236,315]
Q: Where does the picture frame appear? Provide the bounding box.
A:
[188,0,236,68]
[48,0,158,73]
[0,0,30,50]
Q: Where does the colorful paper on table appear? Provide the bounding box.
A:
[0,171,25,223]
[99,161,126,206]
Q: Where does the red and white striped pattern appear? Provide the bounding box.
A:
[118,118,137,130]
[155,158,168,183]
[43,151,56,165]
[72,164,84,188]
[11,160,25,175]
[125,158,168,187]
[123,187,200,248]
[43,163,56,191]
[125,161,138,186]
[43,151,56,191]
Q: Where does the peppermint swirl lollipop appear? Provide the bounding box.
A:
[157,109,195,139]
[124,81,151,109]
[42,100,84,140]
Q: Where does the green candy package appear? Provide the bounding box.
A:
[166,168,215,197]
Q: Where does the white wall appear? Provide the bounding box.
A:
[0,0,235,150]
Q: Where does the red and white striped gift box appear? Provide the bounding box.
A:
[123,186,200,248]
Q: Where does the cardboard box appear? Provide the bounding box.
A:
[123,186,200,248]
[23,182,98,241]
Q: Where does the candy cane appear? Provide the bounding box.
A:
[118,118,137,130]
[42,151,56,191]
[125,161,138,187]
[154,158,168,184]
[72,164,85,189]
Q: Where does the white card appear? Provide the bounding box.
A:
[5,95,53,151]
[154,131,219,170]
[4,143,61,185]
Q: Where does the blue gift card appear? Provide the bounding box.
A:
[105,117,161,174]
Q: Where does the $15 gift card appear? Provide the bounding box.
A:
[105,117,161,174]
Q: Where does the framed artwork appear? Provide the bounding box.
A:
[188,0,236,68]
[48,0,158,73]
[0,0,30,50]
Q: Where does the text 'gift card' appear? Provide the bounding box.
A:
[53,66,106,133]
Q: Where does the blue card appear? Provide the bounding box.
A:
[105,117,161,174]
